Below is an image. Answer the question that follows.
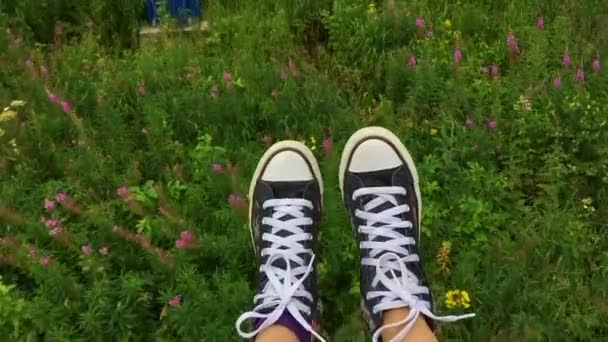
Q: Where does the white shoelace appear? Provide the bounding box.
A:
[353,186,475,342]
[236,198,326,342]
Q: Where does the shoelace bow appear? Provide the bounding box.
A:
[236,198,326,342]
[353,186,475,342]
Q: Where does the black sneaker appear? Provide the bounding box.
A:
[236,141,325,342]
[339,127,474,341]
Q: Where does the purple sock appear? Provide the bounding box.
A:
[255,311,311,342]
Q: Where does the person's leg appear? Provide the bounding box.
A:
[382,309,437,342]
[339,127,474,342]
[235,141,325,342]
[256,325,298,342]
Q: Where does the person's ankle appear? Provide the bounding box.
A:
[381,308,437,342]
[256,324,299,342]
[255,311,311,342]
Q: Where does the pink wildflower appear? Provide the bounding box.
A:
[507,30,520,55]
[536,17,544,30]
[40,65,49,77]
[576,68,585,83]
[482,67,489,75]
[60,101,72,113]
[212,163,223,173]
[415,17,425,29]
[223,71,232,83]
[487,119,497,129]
[81,244,93,255]
[39,255,52,266]
[180,230,194,242]
[99,246,109,255]
[44,198,55,210]
[553,76,562,89]
[117,186,130,198]
[562,50,571,68]
[138,82,146,95]
[454,49,462,64]
[48,92,59,103]
[507,31,516,47]
[491,64,499,77]
[592,58,600,73]
[224,71,233,89]
[409,55,417,67]
[49,227,62,236]
[228,194,245,210]
[175,239,187,249]
[175,230,197,250]
[465,117,474,129]
[55,191,67,203]
[25,59,33,68]
[44,219,60,229]
[322,138,334,155]
[427,31,434,38]
[168,295,182,306]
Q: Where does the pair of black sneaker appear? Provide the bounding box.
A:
[236,127,474,342]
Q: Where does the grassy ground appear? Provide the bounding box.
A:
[1,1,608,340]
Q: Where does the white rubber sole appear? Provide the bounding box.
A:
[248,140,324,252]
[338,126,422,240]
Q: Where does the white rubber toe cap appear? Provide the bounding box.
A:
[261,150,314,182]
[348,138,403,173]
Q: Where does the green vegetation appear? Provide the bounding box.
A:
[1,0,607,340]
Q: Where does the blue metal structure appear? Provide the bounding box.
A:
[144,0,159,25]
[167,0,201,18]
[144,0,202,26]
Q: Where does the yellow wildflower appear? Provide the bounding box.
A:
[444,19,452,30]
[309,136,318,151]
[0,109,17,122]
[582,197,595,212]
[368,3,377,15]
[445,290,458,308]
[299,136,319,151]
[430,128,438,136]
[461,290,471,308]
[582,197,592,208]
[445,289,472,309]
